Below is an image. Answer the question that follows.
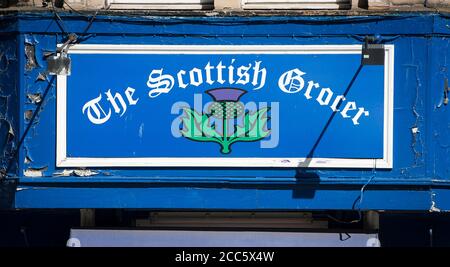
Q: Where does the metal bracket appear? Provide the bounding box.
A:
[47,53,71,76]
[361,36,385,66]
[46,33,78,76]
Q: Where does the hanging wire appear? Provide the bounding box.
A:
[3,77,56,177]
[20,227,30,247]
[51,0,69,36]
[339,232,352,241]
[1,2,99,179]
[78,10,99,43]
[327,160,377,225]
[359,159,378,208]
[50,0,98,45]
[63,0,99,33]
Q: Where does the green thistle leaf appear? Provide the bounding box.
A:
[201,114,221,139]
[181,108,221,142]
[230,107,271,143]
[181,108,202,138]
[180,106,271,154]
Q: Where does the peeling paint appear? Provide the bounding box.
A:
[430,200,441,212]
[23,166,48,177]
[24,34,39,46]
[43,51,55,58]
[404,41,425,167]
[0,118,14,159]
[53,169,74,177]
[205,12,220,17]
[0,52,9,73]
[138,123,144,138]
[74,169,99,177]
[8,123,14,137]
[35,73,47,82]
[24,110,33,121]
[24,155,32,164]
[430,192,442,212]
[27,93,42,104]
[0,13,448,210]
[54,169,99,177]
[24,44,37,71]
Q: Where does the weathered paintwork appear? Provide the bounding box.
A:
[0,12,449,210]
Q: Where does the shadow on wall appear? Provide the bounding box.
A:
[292,169,320,199]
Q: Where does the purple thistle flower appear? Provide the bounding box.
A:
[206,88,247,102]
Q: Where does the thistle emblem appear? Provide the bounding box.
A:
[181,88,271,154]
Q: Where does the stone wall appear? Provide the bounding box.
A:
[3,0,450,10]
[368,0,450,9]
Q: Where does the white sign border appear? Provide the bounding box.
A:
[56,44,394,169]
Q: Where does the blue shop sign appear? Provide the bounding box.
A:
[56,44,394,168]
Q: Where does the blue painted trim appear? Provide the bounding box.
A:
[434,14,450,34]
[15,176,450,186]
[0,12,448,211]
[14,184,436,210]
[0,13,447,36]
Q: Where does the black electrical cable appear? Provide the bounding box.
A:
[53,1,98,44]
[339,233,352,241]
[81,10,98,37]
[51,0,69,35]
[0,2,98,179]
[20,227,30,247]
